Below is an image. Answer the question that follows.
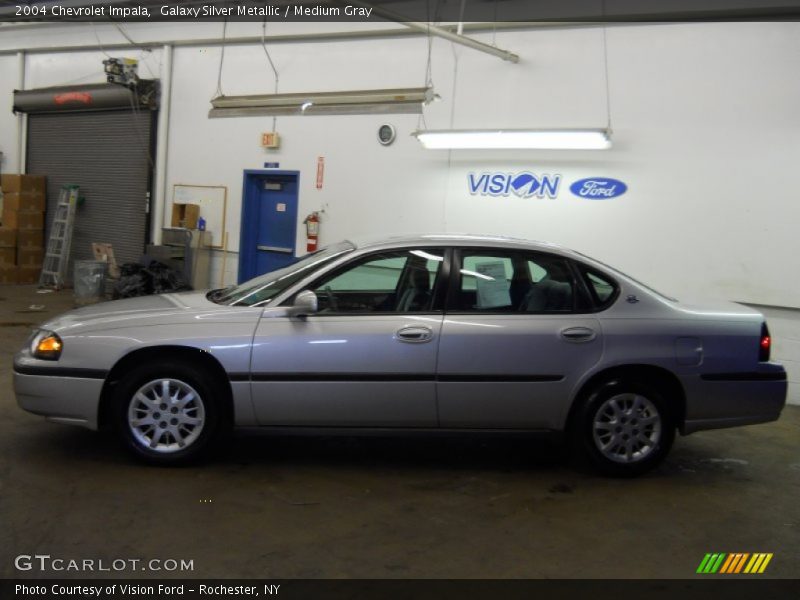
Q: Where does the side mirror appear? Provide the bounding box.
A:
[288,290,318,318]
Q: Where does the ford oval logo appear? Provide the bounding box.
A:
[569,177,627,199]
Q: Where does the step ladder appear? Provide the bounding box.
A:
[39,184,79,290]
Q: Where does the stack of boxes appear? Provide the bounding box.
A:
[0,175,46,284]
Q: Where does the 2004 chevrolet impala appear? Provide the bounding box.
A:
[14,235,787,476]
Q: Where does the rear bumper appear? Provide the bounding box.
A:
[13,355,105,430]
[682,364,787,434]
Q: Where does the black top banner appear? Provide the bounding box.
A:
[2,0,800,23]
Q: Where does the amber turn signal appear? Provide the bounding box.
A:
[31,331,63,360]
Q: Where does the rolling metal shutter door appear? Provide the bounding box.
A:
[26,109,153,275]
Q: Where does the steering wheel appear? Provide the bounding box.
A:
[322,285,339,311]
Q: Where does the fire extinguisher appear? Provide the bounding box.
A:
[304,211,320,252]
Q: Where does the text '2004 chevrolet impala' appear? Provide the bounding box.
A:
[14,235,786,476]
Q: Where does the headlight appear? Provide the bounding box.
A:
[30,330,63,361]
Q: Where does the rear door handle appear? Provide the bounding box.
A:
[560,326,597,343]
[395,325,434,344]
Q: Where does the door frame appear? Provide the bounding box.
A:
[239,169,300,283]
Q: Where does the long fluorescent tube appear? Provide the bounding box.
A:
[209,87,434,118]
[412,128,612,150]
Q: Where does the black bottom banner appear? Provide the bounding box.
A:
[3,579,800,600]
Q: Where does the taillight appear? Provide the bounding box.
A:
[759,323,771,362]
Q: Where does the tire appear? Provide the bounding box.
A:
[112,361,225,465]
[570,379,675,477]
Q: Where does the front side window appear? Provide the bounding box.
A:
[211,242,354,306]
[306,248,444,313]
[452,250,575,313]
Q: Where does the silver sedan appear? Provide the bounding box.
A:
[14,235,787,476]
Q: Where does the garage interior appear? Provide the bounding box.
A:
[1,0,799,582]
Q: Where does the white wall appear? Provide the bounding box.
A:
[165,32,452,285]
[1,21,799,402]
[0,53,20,173]
[162,22,800,304]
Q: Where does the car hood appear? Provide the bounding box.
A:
[40,291,259,334]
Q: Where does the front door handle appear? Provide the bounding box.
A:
[560,326,597,343]
[395,325,434,344]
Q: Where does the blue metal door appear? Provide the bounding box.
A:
[239,170,299,282]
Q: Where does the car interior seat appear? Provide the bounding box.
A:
[519,263,573,312]
[395,265,431,312]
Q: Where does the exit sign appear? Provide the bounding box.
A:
[261,132,280,148]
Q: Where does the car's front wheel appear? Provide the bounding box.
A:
[571,379,675,477]
[113,362,223,465]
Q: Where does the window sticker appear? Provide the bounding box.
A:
[474,261,511,308]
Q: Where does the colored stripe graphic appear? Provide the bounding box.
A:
[710,553,726,573]
[697,553,727,574]
[721,553,749,574]
[759,554,773,573]
[698,553,773,574]
[734,553,750,573]
[719,554,736,574]
[697,554,714,573]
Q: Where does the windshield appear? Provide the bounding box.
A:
[210,242,354,306]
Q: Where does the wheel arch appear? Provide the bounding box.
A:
[565,364,686,435]
[98,345,234,431]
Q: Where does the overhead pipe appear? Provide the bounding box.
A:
[342,1,520,63]
[402,22,519,63]
[0,22,548,56]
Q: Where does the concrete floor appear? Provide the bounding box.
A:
[1,284,798,579]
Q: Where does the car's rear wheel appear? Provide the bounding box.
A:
[113,362,223,465]
[571,379,675,477]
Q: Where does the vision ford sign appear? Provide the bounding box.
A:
[468,172,562,199]
[569,177,628,199]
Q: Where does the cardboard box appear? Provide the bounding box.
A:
[2,209,44,230]
[16,229,43,249]
[17,247,44,268]
[0,247,15,267]
[2,191,46,212]
[16,265,40,284]
[92,242,119,279]
[0,265,18,284]
[171,203,200,229]
[0,226,16,248]
[0,174,46,195]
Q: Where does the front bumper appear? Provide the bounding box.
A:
[13,354,105,430]
[682,364,787,434]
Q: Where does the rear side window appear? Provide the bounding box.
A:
[578,265,619,310]
[453,250,576,313]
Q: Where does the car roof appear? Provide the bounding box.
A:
[346,233,578,256]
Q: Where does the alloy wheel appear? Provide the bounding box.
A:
[591,393,662,464]
[127,378,206,454]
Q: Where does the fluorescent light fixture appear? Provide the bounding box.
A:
[209,87,434,118]
[460,269,495,282]
[410,250,444,262]
[412,128,612,150]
